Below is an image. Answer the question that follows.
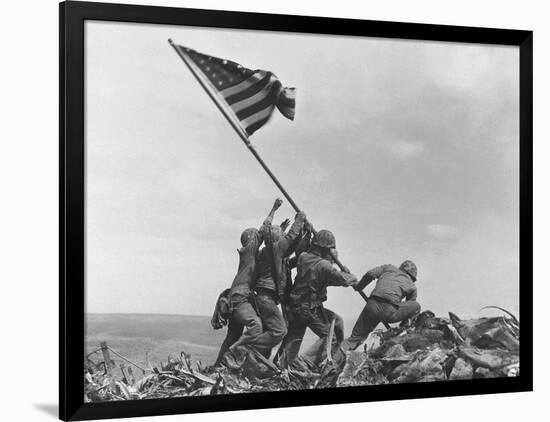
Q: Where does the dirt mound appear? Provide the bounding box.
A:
[84,308,519,402]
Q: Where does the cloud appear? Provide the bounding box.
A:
[426,223,459,239]
[385,140,425,160]
[85,23,518,317]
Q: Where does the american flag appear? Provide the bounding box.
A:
[172,44,296,136]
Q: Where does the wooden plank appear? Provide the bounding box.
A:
[100,341,112,375]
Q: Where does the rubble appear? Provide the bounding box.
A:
[338,309,519,385]
[84,308,519,402]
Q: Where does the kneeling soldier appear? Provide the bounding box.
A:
[339,260,421,353]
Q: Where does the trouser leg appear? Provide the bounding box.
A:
[306,306,339,362]
[254,293,288,355]
[276,317,307,366]
[230,300,263,348]
[387,300,421,323]
[214,319,243,366]
[340,300,384,352]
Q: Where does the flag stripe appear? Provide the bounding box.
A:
[240,106,275,129]
[225,73,272,105]
[230,76,278,113]
[235,81,281,120]
[174,44,295,137]
[220,71,267,98]
[245,116,271,136]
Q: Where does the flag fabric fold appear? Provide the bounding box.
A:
[173,44,296,136]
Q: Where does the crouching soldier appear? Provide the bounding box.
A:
[277,230,358,366]
[339,260,421,354]
[212,198,283,367]
[252,210,307,358]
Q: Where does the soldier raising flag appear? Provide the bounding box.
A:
[170,40,383,369]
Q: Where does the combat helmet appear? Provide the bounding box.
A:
[240,228,259,247]
[399,260,418,282]
[312,229,336,249]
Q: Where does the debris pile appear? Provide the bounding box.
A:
[84,350,237,401]
[84,308,519,402]
[339,308,519,386]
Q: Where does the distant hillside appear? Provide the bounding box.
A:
[86,313,226,367]
[86,313,317,368]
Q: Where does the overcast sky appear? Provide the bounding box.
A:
[85,21,519,324]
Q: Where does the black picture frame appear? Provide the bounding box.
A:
[60,1,533,420]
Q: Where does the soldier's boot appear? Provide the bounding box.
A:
[242,350,277,379]
[221,345,250,370]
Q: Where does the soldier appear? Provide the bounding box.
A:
[339,260,421,353]
[277,230,358,366]
[252,210,307,357]
[213,198,283,367]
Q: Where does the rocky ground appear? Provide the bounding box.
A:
[84,307,519,402]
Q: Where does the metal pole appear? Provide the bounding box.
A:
[169,39,301,212]
[170,40,347,268]
[169,40,370,304]
[168,40,248,140]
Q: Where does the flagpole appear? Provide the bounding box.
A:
[168,39,301,212]
[169,40,366,295]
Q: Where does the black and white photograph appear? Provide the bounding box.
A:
[81,18,522,403]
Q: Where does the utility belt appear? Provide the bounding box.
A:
[289,297,325,313]
[255,287,282,306]
[255,287,277,299]
[230,291,254,305]
[289,290,327,309]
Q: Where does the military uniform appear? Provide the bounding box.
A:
[214,217,272,366]
[340,263,421,353]
[252,212,307,356]
[278,250,357,365]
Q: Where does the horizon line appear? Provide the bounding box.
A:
[86,312,211,318]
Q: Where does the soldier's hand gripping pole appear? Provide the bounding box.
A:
[171,40,395,332]
[208,104,370,317]
[307,225,391,331]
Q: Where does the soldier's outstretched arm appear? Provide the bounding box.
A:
[354,264,390,291]
[354,274,374,291]
[326,265,358,287]
[267,198,283,222]
[259,198,283,236]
